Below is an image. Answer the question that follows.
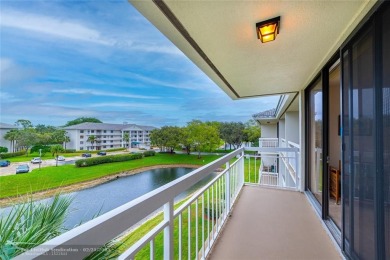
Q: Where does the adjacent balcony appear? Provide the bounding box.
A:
[16,146,340,260]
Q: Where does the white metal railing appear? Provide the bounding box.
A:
[246,145,300,190]
[259,138,279,148]
[15,149,245,260]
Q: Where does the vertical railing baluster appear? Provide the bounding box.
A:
[212,184,215,240]
[188,205,191,260]
[207,188,210,251]
[150,238,155,260]
[225,162,231,216]
[202,194,205,259]
[179,213,182,260]
[164,200,173,260]
[196,199,198,260]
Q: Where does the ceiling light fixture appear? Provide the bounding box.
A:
[256,16,280,43]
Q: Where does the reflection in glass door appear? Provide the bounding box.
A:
[308,78,323,204]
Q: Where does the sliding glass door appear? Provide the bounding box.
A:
[308,78,323,205]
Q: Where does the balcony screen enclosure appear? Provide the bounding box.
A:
[341,3,390,259]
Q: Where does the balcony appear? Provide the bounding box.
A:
[16,147,339,259]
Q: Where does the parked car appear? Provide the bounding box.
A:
[16,164,30,174]
[57,156,65,161]
[82,153,92,158]
[31,157,42,164]
[97,151,106,156]
[0,160,11,167]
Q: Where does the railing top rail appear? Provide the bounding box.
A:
[15,148,244,259]
[245,147,299,152]
[259,138,279,140]
[287,141,300,149]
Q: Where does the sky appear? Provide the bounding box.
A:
[0,0,279,127]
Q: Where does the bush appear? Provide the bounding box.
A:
[105,148,126,152]
[0,150,26,159]
[64,149,77,153]
[143,150,156,157]
[30,145,51,154]
[0,146,8,153]
[75,153,143,167]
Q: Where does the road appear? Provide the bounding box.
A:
[0,150,135,177]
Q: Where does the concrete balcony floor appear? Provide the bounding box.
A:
[209,186,341,260]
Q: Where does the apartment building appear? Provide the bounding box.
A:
[0,122,18,152]
[63,122,156,151]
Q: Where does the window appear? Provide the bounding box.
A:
[80,135,84,139]
[80,147,83,150]
[111,130,113,133]
[80,141,84,144]
[110,145,113,148]
[104,130,106,133]
[91,130,94,133]
[80,130,84,133]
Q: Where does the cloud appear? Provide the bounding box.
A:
[0,58,39,86]
[51,88,159,99]
[0,10,111,45]
[87,102,176,111]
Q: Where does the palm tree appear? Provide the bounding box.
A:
[51,144,64,167]
[0,195,120,259]
[0,195,72,258]
[63,135,70,150]
[4,129,19,152]
[123,132,130,150]
[87,135,97,151]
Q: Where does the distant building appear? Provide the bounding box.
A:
[62,122,156,151]
[0,122,19,152]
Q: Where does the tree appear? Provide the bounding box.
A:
[64,117,102,127]
[63,135,71,150]
[150,129,164,151]
[35,124,57,134]
[16,128,37,154]
[51,144,64,167]
[0,146,8,153]
[149,126,181,153]
[219,122,246,149]
[51,130,67,144]
[179,127,192,155]
[87,135,97,151]
[243,119,261,146]
[163,126,181,153]
[15,119,33,129]
[123,132,130,150]
[4,129,19,152]
[187,120,221,158]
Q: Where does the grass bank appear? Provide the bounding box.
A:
[0,154,221,199]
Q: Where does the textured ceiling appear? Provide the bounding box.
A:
[130,0,376,100]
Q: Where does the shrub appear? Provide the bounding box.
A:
[30,145,51,154]
[75,153,143,167]
[105,148,126,152]
[64,149,77,153]
[143,150,156,157]
[0,150,26,159]
[0,146,8,153]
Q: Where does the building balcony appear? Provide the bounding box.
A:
[16,147,340,259]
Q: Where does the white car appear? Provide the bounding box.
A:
[31,157,42,164]
[57,156,65,161]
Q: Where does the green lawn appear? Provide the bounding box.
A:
[0,154,221,199]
